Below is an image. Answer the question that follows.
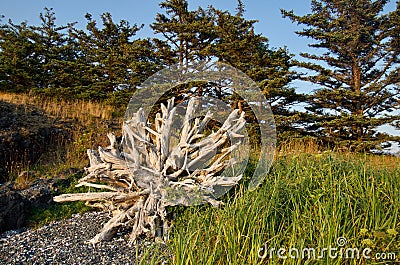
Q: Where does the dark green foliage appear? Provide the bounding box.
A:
[152,0,199,66]
[70,13,156,99]
[0,8,163,105]
[208,8,303,133]
[30,8,77,90]
[0,4,300,138]
[0,20,37,92]
[2,1,398,147]
[282,0,400,151]
[152,0,302,138]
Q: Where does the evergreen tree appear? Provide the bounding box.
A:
[152,0,213,67]
[0,20,37,92]
[152,0,302,137]
[70,12,142,99]
[236,0,245,17]
[0,8,78,94]
[30,8,77,90]
[70,12,166,103]
[390,2,400,131]
[208,8,301,126]
[282,0,400,150]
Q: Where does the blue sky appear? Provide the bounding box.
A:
[2,0,399,138]
[1,1,316,95]
[1,1,312,55]
[1,0,397,92]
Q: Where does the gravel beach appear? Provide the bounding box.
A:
[0,211,165,265]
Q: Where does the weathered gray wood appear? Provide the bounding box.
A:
[53,97,245,244]
[53,190,148,202]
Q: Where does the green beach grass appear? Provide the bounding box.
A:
[138,152,400,265]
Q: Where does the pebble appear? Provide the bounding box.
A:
[0,211,168,264]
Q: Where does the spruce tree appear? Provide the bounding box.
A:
[152,0,213,67]
[208,7,301,133]
[0,20,37,92]
[0,8,79,95]
[71,12,149,100]
[30,8,76,91]
[282,0,400,150]
[152,0,302,137]
[390,2,400,132]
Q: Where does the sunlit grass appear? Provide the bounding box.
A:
[0,91,116,122]
[166,152,400,264]
[2,91,398,264]
[0,91,122,179]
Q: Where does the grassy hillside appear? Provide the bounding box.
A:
[0,91,122,183]
[159,152,399,265]
[1,92,398,264]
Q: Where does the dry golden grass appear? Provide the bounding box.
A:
[0,91,116,123]
[355,152,399,169]
[277,137,324,155]
[0,91,123,179]
[1,90,397,178]
[276,137,399,170]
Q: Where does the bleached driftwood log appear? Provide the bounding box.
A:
[53,97,245,244]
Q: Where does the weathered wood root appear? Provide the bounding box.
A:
[53,97,245,244]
